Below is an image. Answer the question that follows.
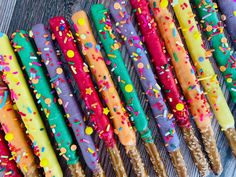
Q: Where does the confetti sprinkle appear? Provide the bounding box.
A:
[125,84,133,92]
[5,133,14,141]
[40,158,48,167]
[176,103,184,111]
[67,50,75,58]
[56,67,63,74]
[85,87,93,95]
[103,107,110,115]
[77,18,85,26]
[160,0,168,8]
[85,126,94,135]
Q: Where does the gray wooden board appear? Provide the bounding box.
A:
[0,0,236,176]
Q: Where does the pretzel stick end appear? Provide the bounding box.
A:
[107,144,127,177]
[125,145,148,177]
[200,126,222,175]
[224,128,236,157]
[93,163,106,177]
[169,149,188,177]
[24,163,39,177]
[68,162,86,177]
[144,142,168,177]
[181,126,210,176]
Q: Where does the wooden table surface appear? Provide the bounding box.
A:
[0,0,236,177]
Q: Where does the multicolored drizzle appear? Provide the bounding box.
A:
[0,33,62,177]
[193,0,236,103]
[109,1,180,151]
[11,30,79,165]
[31,24,99,171]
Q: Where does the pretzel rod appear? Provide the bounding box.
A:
[0,75,39,176]
[192,0,236,157]
[147,0,213,175]
[216,0,236,49]
[69,163,85,177]
[193,0,236,102]
[172,0,234,131]
[109,1,187,176]
[131,0,191,129]
[72,9,137,148]
[93,163,105,177]
[143,142,167,177]
[172,0,226,174]
[72,10,149,177]
[109,1,180,152]
[11,30,83,176]
[49,16,124,177]
[0,33,62,177]
[0,130,21,177]
[31,24,102,176]
[90,4,171,176]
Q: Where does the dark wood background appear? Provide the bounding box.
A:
[0,0,236,176]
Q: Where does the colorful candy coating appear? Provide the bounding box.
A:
[91,4,154,144]
[148,0,212,130]
[109,1,180,151]
[0,76,38,175]
[172,0,234,130]
[193,0,236,103]
[49,16,116,148]
[32,24,99,171]
[130,0,195,129]
[0,131,21,177]
[0,33,62,176]
[72,11,136,146]
[217,0,236,49]
[11,30,79,165]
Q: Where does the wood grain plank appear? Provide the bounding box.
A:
[0,0,16,33]
[0,0,235,177]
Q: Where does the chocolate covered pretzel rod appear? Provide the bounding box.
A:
[216,0,236,50]
[192,0,236,157]
[148,0,218,175]
[72,10,150,177]
[31,23,104,176]
[171,0,235,174]
[0,130,22,177]
[0,33,62,177]
[50,16,126,177]
[11,30,83,177]
[193,0,236,102]
[91,3,185,176]
[131,0,212,176]
[0,74,39,176]
[109,1,187,177]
